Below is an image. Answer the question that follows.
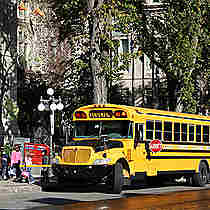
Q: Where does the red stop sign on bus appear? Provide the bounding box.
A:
[149,139,162,153]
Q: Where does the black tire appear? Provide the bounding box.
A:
[112,162,123,194]
[186,176,193,186]
[192,162,208,187]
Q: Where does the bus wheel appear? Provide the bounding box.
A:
[186,177,193,186]
[192,162,208,187]
[112,162,123,194]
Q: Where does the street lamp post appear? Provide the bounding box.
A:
[38,88,64,164]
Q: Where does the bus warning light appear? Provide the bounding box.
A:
[75,111,87,119]
[114,110,127,118]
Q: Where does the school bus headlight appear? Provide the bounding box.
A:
[52,157,60,164]
[93,158,111,165]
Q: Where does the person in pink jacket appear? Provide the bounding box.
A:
[11,145,22,181]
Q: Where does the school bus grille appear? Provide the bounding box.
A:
[63,148,91,163]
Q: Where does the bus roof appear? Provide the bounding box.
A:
[75,104,210,122]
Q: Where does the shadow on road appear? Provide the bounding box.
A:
[33,179,189,194]
[29,197,79,206]
[28,188,210,210]
[27,180,207,210]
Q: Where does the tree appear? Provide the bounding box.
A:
[134,0,209,112]
[23,0,209,114]
[0,0,19,136]
[16,0,91,137]
[48,0,135,104]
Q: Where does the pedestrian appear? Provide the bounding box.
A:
[40,149,49,186]
[11,145,22,182]
[23,151,35,184]
[1,151,9,180]
[41,149,49,171]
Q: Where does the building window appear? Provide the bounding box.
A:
[122,39,129,53]
[18,31,24,43]
[121,39,129,71]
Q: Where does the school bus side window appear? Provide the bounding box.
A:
[155,120,162,140]
[203,125,209,143]
[196,125,201,142]
[174,122,180,141]
[189,124,195,141]
[146,120,154,140]
[181,123,188,141]
[164,121,172,141]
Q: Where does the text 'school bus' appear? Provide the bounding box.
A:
[43,104,210,193]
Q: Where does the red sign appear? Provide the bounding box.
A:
[149,140,162,153]
[24,143,50,165]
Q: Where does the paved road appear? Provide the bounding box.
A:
[1,181,210,210]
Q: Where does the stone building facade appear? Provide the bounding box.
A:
[16,0,163,107]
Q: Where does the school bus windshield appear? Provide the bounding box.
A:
[72,120,133,139]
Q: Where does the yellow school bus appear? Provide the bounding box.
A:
[47,104,210,193]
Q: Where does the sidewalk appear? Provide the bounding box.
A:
[0,177,41,193]
[0,167,44,193]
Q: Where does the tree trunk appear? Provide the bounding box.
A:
[166,76,182,112]
[0,105,5,135]
[88,0,108,104]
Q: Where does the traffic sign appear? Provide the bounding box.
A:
[149,139,162,153]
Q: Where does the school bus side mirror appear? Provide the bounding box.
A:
[101,135,109,145]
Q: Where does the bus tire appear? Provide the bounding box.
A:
[192,162,208,187]
[112,162,123,194]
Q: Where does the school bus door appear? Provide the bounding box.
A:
[133,123,148,172]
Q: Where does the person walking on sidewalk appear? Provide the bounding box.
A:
[1,151,9,180]
[40,149,49,188]
[11,145,22,182]
[24,151,35,184]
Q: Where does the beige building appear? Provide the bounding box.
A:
[112,1,164,107]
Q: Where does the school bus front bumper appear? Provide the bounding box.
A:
[51,164,113,181]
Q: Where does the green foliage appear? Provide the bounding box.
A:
[133,0,209,112]
[3,96,19,121]
[38,0,209,111]
[3,143,13,157]
[48,0,88,40]
[48,0,138,103]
